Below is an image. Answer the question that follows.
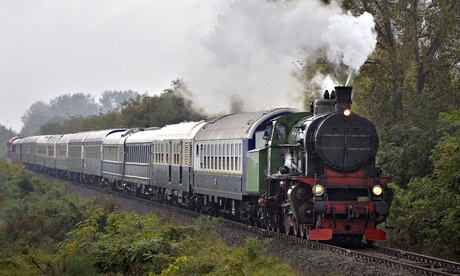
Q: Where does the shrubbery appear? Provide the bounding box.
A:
[0,161,296,275]
[386,111,460,261]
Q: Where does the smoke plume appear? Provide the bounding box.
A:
[182,0,377,115]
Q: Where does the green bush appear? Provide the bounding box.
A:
[0,161,297,275]
[386,111,460,261]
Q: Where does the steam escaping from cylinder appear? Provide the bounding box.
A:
[284,153,299,174]
[182,0,377,115]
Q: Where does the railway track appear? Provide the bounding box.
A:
[367,246,460,275]
[235,224,460,275]
[40,172,460,275]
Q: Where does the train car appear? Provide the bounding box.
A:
[20,136,40,169]
[104,122,206,204]
[102,128,137,189]
[121,128,160,194]
[67,132,90,181]
[7,136,23,162]
[55,134,72,178]
[192,108,298,215]
[82,129,126,184]
[149,121,206,204]
[35,135,50,172]
[43,135,62,174]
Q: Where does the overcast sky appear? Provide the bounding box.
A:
[0,0,377,133]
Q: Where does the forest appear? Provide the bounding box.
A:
[0,0,459,267]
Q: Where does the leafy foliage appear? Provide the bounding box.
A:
[0,161,295,275]
[49,93,100,119]
[342,1,460,186]
[432,111,460,191]
[60,213,295,275]
[99,90,140,113]
[0,125,16,160]
[20,101,54,136]
[386,111,460,261]
[377,122,437,187]
[159,219,294,276]
[21,90,138,135]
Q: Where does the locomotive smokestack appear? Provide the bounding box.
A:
[334,86,352,111]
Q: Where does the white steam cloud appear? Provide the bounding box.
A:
[321,11,377,72]
[182,0,377,114]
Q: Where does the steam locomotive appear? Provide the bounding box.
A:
[8,86,392,245]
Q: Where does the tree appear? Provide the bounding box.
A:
[20,101,54,136]
[37,79,207,134]
[344,1,460,124]
[20,93,102,135]
[432,111,460,196]
[341,0,460,187]
[99,90,139,113]
[387,110,460,260]
[119,79,206,128]
[0,125,16,160]
[49,93,99,119]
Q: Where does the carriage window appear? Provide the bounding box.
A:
[276,123,286,141]
[218,144,221,170]
[199,144,203,169]
[236,143,241,171]
[226,144,229,171]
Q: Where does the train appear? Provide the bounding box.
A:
[8,86,392,245]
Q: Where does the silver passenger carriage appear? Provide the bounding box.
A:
[43,135,62,174]
[35,136,50,170]
[67,129,125,183]
[55,134,73,178]
[20,136,40,169]
[123,128,161,195]
[121,121,206,203]
[67,132,90,181]
[102,128,138,188]
[83,129,126,184]
[149,122,206,203]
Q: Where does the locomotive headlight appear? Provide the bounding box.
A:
[312,184,324,196]
[372,185,383,196]
[343,109,352,116]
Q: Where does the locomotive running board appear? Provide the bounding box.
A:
[365,229,386,241]
[309,229,333,240]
